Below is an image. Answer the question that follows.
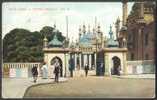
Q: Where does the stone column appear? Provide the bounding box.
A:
[74,53,77,70]
[79,53,82,70]
[64,53,67,77]
[84,54,87,67]
[94,53,97,69]
[89,54,92,69]
[122,0,128,26]
[82,54,84,69]
[87,54,89,66]
[123,52,127,75]
[104,53,110,76]
[66,54,70,77]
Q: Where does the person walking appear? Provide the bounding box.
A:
[41,62,48,79]
[31,65,38,83]
[54,59,60,83]
[84,63,89,77]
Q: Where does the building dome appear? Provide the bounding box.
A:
[107,39,119,47]
[48,34,63,47]
[79,31,95,47]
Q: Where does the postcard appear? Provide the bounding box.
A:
[2,1,156,99]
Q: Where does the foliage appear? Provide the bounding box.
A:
[40,26,65,42]
[3,26,65,62]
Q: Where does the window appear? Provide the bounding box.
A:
[145,33,149,46]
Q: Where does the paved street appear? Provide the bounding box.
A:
[2,77,67,98]
[24,71,155,98]
[2,70,155,98]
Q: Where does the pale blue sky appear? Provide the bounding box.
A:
[2,2,134,41]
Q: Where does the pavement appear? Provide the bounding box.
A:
[2,77,68,98]
[2,70,155,98]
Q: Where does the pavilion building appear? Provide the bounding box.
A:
[43,23,128,77]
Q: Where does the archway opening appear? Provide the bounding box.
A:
[112,56,121,75]
[51,56,63,77]
[96,50,105,76]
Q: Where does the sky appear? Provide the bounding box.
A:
[2,2,134,41]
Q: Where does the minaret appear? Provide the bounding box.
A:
[79,25,82,41]
[122,0,128,26]
[53,24,57,33]
[115,17,121,39]
[109,25,113,39]
[43,36,48,48]
[82,24,86,34]
[97,23,101,33]
[139,2,144,19]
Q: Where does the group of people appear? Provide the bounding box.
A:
[31,59,61,83]
[31,60,91,83]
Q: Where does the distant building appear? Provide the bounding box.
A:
[126,1,156,60]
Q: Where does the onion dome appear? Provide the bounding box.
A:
[48,34,63,47]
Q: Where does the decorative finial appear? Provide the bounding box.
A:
[54,24,56,29]
[79,25,81,32]
[83,23,86,34]
[98,23,100,28]
[79,25,82,38]
[110,24,112,31]
[109,24,113,39]
[98,23,101,33]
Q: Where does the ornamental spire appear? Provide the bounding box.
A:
[82,23,86,34]
[109,25,113,39]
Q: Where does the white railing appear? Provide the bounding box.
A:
[127,60,155,74]
[3,62,42,78]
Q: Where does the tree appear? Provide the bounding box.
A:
[40,26,65,42]
[3,26,66,62]
[3,28,43,62]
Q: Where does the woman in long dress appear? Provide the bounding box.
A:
[41,62,48,79]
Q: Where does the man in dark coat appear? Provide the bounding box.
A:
[84,63,89,77]
[31,65,38,83]
[69,58,74,77]
[54,60,60,83]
